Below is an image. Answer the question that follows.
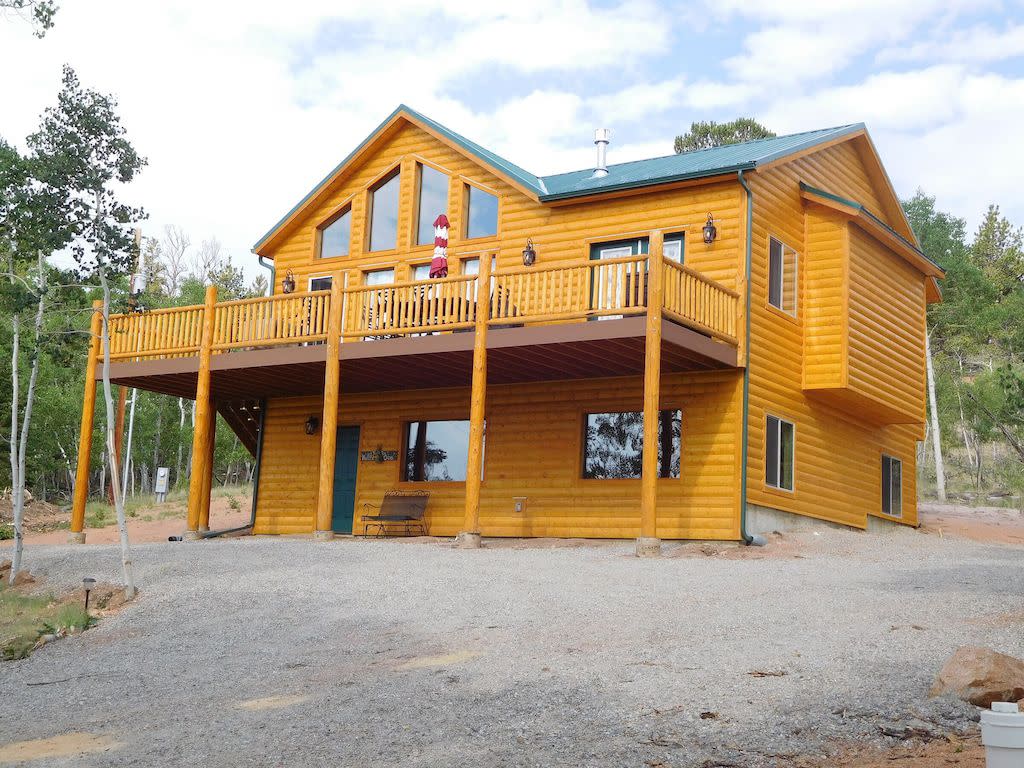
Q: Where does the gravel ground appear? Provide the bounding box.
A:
[0,528,1022,767]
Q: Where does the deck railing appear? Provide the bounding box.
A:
[107,252,740,361]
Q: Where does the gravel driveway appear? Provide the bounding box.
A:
[1,528,1021,767]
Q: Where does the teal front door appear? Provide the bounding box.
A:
[331,426,360,533]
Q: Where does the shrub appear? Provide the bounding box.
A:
[0,524,13,541]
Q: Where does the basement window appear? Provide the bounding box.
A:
[765,415,795,491]
[768,236,798,315]
[403,420,471,482]
[318,206,351,259]
[368,168,401,252]
[881,455,902,517]
[582,410,681,480]
[465,183,498,239]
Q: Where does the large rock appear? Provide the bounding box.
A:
[930,646,1024,707]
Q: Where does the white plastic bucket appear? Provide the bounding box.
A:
[980,701,1024,768]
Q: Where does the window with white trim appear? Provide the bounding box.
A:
[768,236,798,315]
[318,206,351,259]
[765,414,794,491]
[881,455,902,517]
[368,169,401,252]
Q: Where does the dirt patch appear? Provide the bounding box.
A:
[0,492,67,534]
[665,532,807,559]
[802,735,984,767]
[0,732,124,763]
[236,694,309,711]
[395,650,482,670]
[919,502,1024,546]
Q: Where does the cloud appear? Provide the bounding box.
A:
[877,22,1024,65]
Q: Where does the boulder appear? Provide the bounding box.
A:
[930,646,1024,707]
[11,570,35,587]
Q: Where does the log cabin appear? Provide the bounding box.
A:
[68,105,944,553]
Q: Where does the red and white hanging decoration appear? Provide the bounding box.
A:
[429,213,449,278]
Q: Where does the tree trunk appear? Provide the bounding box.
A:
[8,254,46,584]
[925,330,946,501]
[152,395,162,489]
[98,268,136,599]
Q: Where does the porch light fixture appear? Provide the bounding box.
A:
[522,238,537,267]
[702,213,717,245]
[304,415,319,435]
[282,269,297,294]
[82,577,96,610]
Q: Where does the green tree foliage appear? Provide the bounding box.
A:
[0,0,57,38]
[674,118,775,154]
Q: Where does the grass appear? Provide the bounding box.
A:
[82,484,252,529]
[0,586,93,661]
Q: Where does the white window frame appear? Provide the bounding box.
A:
[765,414,795,492]
[768,236,798,316]
[881,454,903,517]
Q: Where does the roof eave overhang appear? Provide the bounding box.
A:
[799,183,945,280]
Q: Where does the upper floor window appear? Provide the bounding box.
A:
[582,409,681,479]
[881,455,902,517]
[368,168,401,252]
[416,164,449,246]
[765,414,795,491]
[319,206,351,259]
[465,183,498,239]
[768,236,798,315]
[664,232,685,263]
[363,267,395,286]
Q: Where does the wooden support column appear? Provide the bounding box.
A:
[637,231,664,558]
[458,252,492,549]
[68,300,103,544]
[198,406,216,532]
[185,285,217,539]
[314,277,344,540]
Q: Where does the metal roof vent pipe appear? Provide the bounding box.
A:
[592,128,611,178]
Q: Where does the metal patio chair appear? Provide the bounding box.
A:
[362,490,430,537]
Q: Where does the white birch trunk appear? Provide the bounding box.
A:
[98,268,136,599]
[925,329,946,501]
[8,312,21,584]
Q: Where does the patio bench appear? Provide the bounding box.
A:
[361,490,429,537]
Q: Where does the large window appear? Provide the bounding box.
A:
[404,420,471,482]
[416,164,449,246]
[368,169,401,252]
[765,414,795,491]
[465,183,498,239]
[882,455,902,517]
[664,232,685,263]
[319,206,351,259]
[583,410,681,479]
[768,236,798,315]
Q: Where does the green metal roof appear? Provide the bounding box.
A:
[253,105,868,251]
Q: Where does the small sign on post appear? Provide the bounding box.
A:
[154,467,170,503]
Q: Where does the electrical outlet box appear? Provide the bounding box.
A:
[513,496,527,514]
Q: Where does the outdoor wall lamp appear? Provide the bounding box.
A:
[702,213,717,245]
[522,238,537,266]
[304,415,320,435]
[282,269,297,294]
[82,577,96,611]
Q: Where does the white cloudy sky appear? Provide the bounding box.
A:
[2,0,1022,278]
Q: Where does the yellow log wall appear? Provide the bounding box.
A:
[747,143,926,528]
[253,370,742,539]
[802,208,848,390]
[265,122,743,299]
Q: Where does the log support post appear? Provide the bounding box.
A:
[315,277,345,540]
[637,232,664,558]
[185,285,218,540]
[68,300,103,544]
[458,253,492,549]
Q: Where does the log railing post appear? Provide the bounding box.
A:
[69,299,103,543]
[185,285,218,539]
[314,277,344,539]
[458,253,492,549]
[637,232,664,557]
